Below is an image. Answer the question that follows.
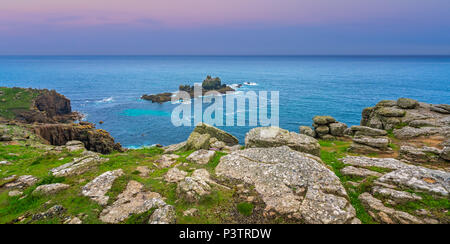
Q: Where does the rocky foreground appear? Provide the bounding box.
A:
[0,89,448,224]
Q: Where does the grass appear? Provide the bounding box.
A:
[0,87,40,119]
[319,140,377,224]
[237,202,254,216]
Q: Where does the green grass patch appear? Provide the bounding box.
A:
[0,87,40,119]
[237,202,254,216]
[320,149,377,224]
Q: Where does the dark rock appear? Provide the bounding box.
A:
[397,98,419,109]
[33,123,122,154]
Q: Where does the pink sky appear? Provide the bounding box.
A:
[1,0,449,54]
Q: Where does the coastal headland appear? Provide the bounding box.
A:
[0,86,448,224]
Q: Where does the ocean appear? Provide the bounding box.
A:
[1,56,449,148]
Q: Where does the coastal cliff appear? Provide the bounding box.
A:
[0,88,449,225]
[0,87,122,154]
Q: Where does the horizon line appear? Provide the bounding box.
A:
[1,54,450,57]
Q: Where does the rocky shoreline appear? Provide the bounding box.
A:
[0,87,449,224]
[141,76,236,103]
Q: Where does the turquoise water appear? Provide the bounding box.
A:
[0,56,449,147]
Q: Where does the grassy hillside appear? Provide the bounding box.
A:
[0,87,39,120]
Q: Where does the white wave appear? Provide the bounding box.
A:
[244,82,258,86]
[97,96,114,103]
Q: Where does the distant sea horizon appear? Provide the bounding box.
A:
[1,55,449,148]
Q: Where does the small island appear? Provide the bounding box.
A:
[141,76,236,104]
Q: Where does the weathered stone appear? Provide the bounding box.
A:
[186,150,216,165]
[400,146,442,164]
[409,119,437,128]
[100,181,167,223]
[299,126,315,138]
[4,175,38,189]
[352,136,389,149]
[359,193,423,224]
[320,134,336,140]
[177,169,212,202]
[81,169,124,205]
[440,147,450,161]
[372,186,422,204]
[431,104,450,114]
[315,126,329,136]
[192,123,239,146]
[32,205,66,221]
[245,127,320,156]
[313,116,336,125]
[136,166,151,177]
[394,126,448,139]
[329,122,348,137]
[210,139,227,150]
[183,208,198,217]
[397,98,419,109]
[156,154,179,168]
[149,205,176,224]
[216,146,357,224]
[376,100,397,107]
[33,183,70,196]
[376,107,406,117]
[50,154,108,177]
[350,126,387,137]
[185,132,211,150]
[65,217,82,224]
[163,141,187,154]
[377,166,450,197]
[8,190,23,197]
[65,140,85,152]
[164,168,188,183]
[340,156,409,170]
[341,166,383,178]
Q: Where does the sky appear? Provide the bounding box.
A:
[1,0,450,55]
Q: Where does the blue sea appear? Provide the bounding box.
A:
[1,56,449,148]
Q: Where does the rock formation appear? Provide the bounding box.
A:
[361,98,449,139]
[142,76,236,104]
[300,115,348,140]
[246,126,320,156]
[216,146,358,224]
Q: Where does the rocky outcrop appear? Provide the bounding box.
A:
[164,168,188,183]
[156,154,179,168]
[177,169,213,202]
[50,153,109,177]
[341,156,450,197]
[372,186,422,204]
[3,175,38,190]
[32,205,66,221]
[306,116,348,139]
[149,205,176,224]
[361,98,449,138]
[81,169,124,205]
[245,126,320,156]
[186,150,215,165]
[99,180,174,224]
[359,193,424,224]
[399,145,445,164]
[347,126,390,154]
[32,183,70,196]
[341,166,383,178]
[10,89,81,124]
[216,146,358,224]
[142,76,235,104]
[33,123,122,154]
[184,123,239,151]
